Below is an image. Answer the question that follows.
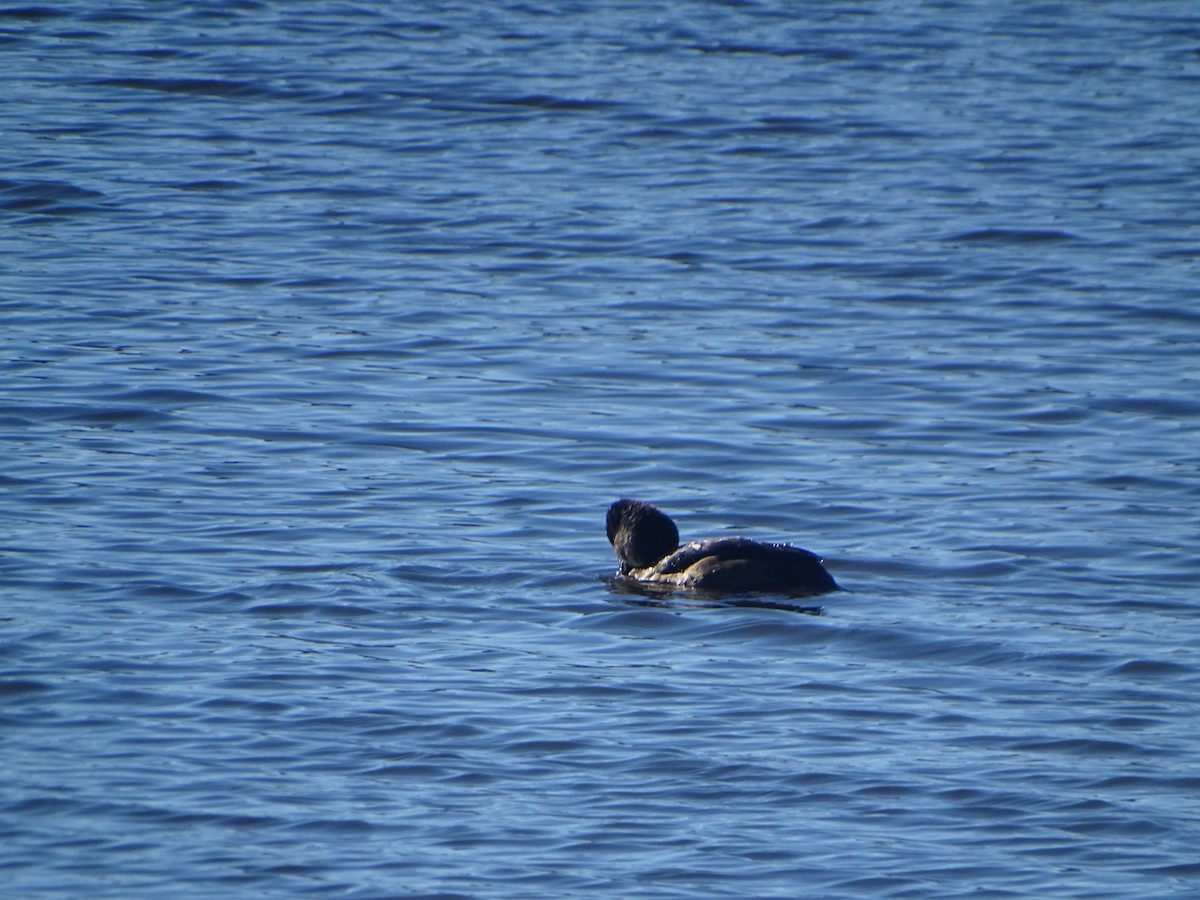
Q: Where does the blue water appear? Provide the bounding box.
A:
[4,2,1200,896]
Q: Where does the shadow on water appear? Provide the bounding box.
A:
[601,575,826,616]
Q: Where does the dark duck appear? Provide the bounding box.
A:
[606,499,839,597]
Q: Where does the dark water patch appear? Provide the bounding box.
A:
[287,818,373,834]
[833,625,1026,668]
[94,77,277,100]
[120,582,208,602]
[1089,395,1200,419]
[1,179,106,216]
[194,696,293,715]
[58,406,173,426]
[1104,596,1196,614]
[1090,473,1185,492]
[0,679,52,696]
[603,580,826,616]
[367,762,449,779]
[107,388,228,405]
[1009,737,1148,756]
[486,93,625,112]
[0,6,64,20]
[1105,716,1169,730]
[1136,861,1200,877]
[683,40,839,59]
[1060,817,1176,838]
[945,228,1083,244]
[245,602,378,618]
[1088,774,1200,792]
[1108,659,1195,679]
[4,796,84,816]
[571,606,696,636]
[171,180,244,192]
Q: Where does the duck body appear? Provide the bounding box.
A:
[606,499,838,598]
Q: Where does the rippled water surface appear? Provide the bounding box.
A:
[4,2,1200,897]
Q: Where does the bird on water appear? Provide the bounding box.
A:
[605,498,838,598]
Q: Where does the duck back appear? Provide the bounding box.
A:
[655,538,837,596]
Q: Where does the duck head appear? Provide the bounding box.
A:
[606,499,680,572]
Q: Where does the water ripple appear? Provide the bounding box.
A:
[4,1,1199,898]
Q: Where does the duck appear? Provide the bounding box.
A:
[605,498,838,597]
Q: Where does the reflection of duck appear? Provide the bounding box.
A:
[606,499,839,597]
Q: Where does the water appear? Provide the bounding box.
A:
[3,1,1199,896]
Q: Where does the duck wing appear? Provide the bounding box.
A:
[654,538,838,596]
[652,538,762,574]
